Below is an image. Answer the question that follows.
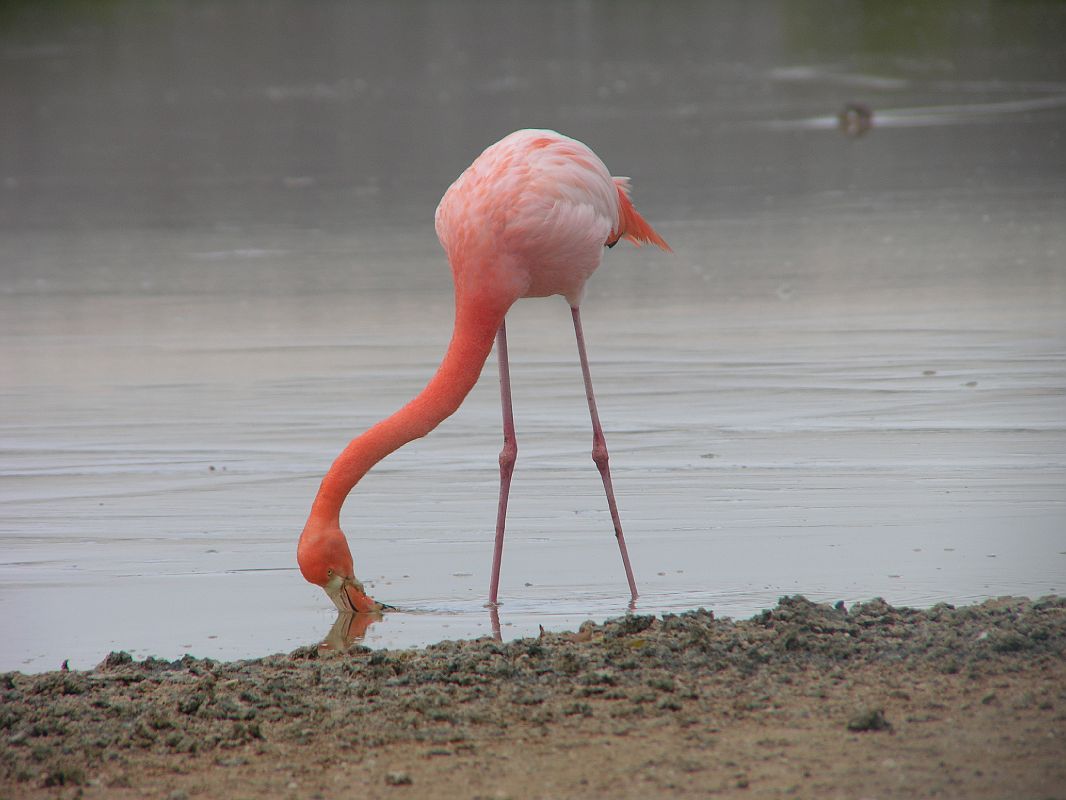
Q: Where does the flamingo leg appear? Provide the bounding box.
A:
[488,320,517,607]
[571,306,639,600]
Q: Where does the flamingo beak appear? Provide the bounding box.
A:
[324,574,383,614]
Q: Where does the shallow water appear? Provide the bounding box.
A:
[2,1,1066,672]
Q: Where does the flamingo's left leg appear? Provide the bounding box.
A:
[488,320,517,607]
[571,306,639,601]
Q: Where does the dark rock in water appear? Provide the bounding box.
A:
[838,102,873,137]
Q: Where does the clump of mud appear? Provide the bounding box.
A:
[2,595,1063,789]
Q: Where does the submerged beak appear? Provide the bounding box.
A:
[324,574,383,614]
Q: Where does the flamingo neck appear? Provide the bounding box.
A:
[306,294,509,529]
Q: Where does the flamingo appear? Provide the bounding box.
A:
[297,129,670,613]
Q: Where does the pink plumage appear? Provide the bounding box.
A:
[435,129,668,306]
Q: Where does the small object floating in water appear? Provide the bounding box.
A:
[838,102,873,137]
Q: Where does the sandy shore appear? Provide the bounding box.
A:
[3,595,1063,799]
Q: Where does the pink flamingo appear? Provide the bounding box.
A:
[297,129,670,613]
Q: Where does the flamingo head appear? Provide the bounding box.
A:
[297,521,382,614]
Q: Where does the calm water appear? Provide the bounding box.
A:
[2,1,1065,672]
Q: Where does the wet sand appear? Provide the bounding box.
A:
[3,595,1063,799]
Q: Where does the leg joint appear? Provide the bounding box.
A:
[591,441,609,471]
[499,439,518,474]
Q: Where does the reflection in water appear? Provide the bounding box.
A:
[318,599,627,652]
[490,605,501,642]
[318,606,497,653]
[318,611,383,655]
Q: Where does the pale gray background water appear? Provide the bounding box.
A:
[2,1,1065,672]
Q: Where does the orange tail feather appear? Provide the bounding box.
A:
[612,177,672,252]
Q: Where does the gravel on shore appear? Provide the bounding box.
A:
[3,595,1064,798]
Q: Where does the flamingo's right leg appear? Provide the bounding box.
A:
[488,320,516,607]
[571,306,639,601]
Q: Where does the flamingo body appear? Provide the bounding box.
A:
[436,129,668,306]
[437,129,619,306]
[297,129,669,613]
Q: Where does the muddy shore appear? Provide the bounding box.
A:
[3,595,1064,799]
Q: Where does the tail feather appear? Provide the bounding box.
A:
[610,177,672,252]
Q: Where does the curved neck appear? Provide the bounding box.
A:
[307,294,509,528]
